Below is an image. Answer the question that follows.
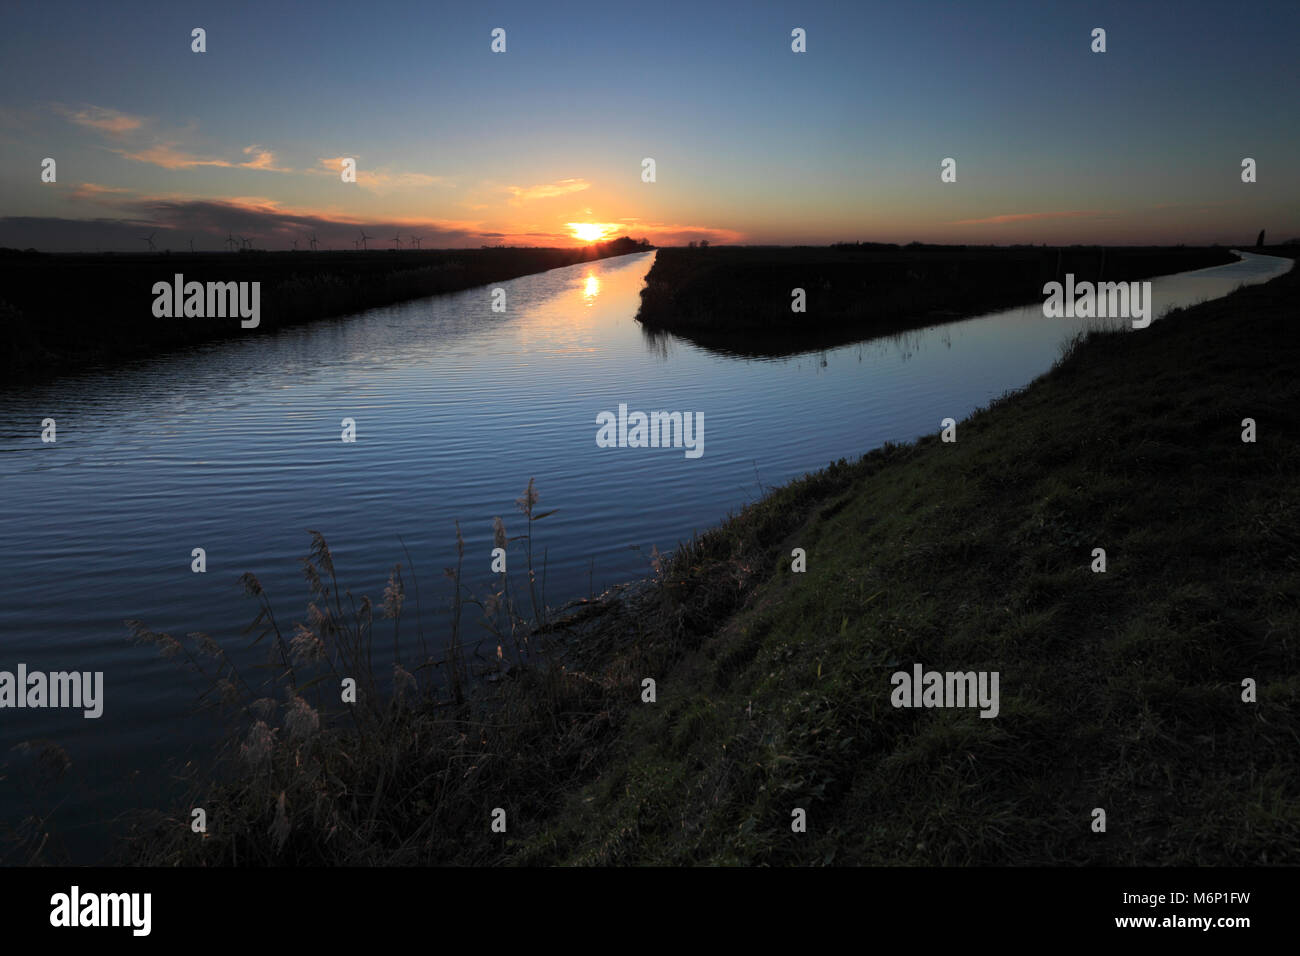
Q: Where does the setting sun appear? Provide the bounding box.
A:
[568,222,616,243]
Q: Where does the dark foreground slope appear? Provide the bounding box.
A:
[0,237,650,380]
[637,244,1242,356]
[112,254,1297,867]
[542,253,1298,865]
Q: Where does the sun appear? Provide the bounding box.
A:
[568,222,615,243]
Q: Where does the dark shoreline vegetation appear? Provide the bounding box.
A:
[18,250,1286,866]
[635,243,1257,357]
[0,236,652,380]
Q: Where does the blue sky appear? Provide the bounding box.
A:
[1,0,1296,249]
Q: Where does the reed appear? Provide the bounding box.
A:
[112,478,687,865]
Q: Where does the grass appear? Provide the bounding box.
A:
[543,251,1299,865]
[35,250,1296,866]
[636,243,1243,357]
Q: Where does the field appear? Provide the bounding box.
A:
[636,244,1245,356]
[0,237,651,378]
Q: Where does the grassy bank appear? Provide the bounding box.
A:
[109,254,1297,866]
[636,244,1244,357]
[0,236,651,379]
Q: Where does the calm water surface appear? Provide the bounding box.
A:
[0,249,1290,858]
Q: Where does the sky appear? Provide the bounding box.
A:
[0,0,1296,251]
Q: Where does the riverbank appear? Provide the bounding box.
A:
[107,252,1298,866]
[0,237,651,380]
[636,244,1246,357]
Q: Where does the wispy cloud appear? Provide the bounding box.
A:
[55,104,292,172]
[69,182,135,203]
[56,104,144,135]
[507,178,590,204]
[949,210,1106,225]
[108,141,292,172]
[240,145,286,171]
[312,158,451,191]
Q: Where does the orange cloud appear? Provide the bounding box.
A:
[312,158,450,191]
[105,141,292,172]
[69,182,135,202]
[56,105,291,172]
[57,105,144,134]
[240,145,284,170]
[507,178,590,204]
[110,143,220,168]
[949,210,1105,225]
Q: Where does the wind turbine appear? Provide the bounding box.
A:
[225,232,237,252]
[308,232,318,252]
[391,233,402,250]
[291,238,300,251]
[140,231,157,252]
[189,238,195,254]
[408,235,422,249]
[358,229,372,251]
[239,236,251,251]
